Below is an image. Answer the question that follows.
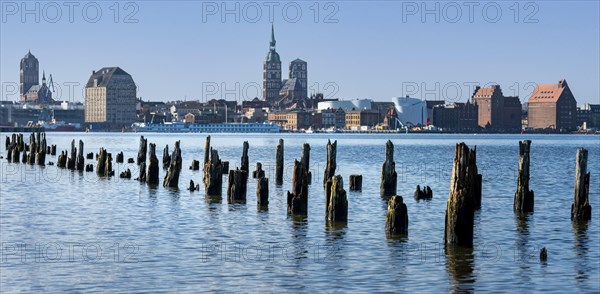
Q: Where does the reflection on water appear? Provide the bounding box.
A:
[572,221,590,284]
[445,245,475,293]
[325,220,347,242]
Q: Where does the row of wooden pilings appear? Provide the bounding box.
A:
[4,133,593,250]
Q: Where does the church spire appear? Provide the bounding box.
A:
[42,71,46,84]
[269,23,276,50]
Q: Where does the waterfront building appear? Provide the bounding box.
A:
[527,79,577,130]
[263,25,282,103]
[472,85,522,131]
[577,103,600,129]
[267,110,312,130]
[391,96,428,126]
[20,51,39,102]
[431,101,478,131]
[345,109,380,129]
[84,67,137,128]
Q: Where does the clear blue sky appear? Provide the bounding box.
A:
[1,1,599,105]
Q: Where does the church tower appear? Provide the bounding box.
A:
[263,24,282,103]
[20,51,39,101]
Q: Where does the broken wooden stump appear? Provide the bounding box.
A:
[287,159,309,215]
[127,158,135,164]
[204,148,223,197]
[227,169,247,203]
[116,152,124,163]
[163,141,182,188]
[137,136,147,165]
[239,141,249,196]
[47,146,51,154]
[253,162,265,179]
[5,136,9,150]
[275,138,284,185]
[57,150,67,168]
[50,145,56,156]
[323,140,337,186]
[35,133,47,166]
[67,139,77,170]
[203,135,211,170]
[27,133,36,165]
[386,195,408,235]
[327,175,348,222]
[147,143,160,185]
[571,148,592,221]
[444,142,479,247]
[188,179,199,191]
[540,247,547,262]
[137,162,147,182]
[414,185,433,200]
[22,149,27,163]
[76,140,84,171]
[514,140,534,213]
[105,153,114,177]
[162,145,170,169]
[86,152,93,159]
[85,164,93,172]
[301,143,312,185]
[190,160,200,171]
[120,168,132,179]
[257,177,269,209]
[96,148,107,176]
[349,175,362,191]
[221,161,229,174]
[381,140,397,198]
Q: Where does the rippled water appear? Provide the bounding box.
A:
[1,133,598,292]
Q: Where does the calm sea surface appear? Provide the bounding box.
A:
[1,133,599,292]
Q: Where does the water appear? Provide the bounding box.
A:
[1,133,599,292]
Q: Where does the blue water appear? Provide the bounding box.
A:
[1,133,599,292]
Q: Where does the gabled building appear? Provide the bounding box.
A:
[472,85,522,131]
[85,67,137,128]
[527,79,577,130]
[20,51,39,102]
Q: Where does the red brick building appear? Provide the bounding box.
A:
[472,85,522,131]
[527,79,577,130]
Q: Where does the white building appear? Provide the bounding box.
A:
[391,96,427,126]
[317,99,373,111]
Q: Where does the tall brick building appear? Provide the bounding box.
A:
[85,67,137,128]
[527,79,577,130]
[472,85,522,131]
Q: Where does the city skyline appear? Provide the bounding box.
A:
[1,1,599,104]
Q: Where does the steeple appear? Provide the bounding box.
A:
[269,23,276,50]
[42,71,46,84]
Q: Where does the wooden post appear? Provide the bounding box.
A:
[116,152,124,163]
[5,136,9,150]
[22,148,27,163]
[137,162,147,182]
[253,162,265,179]
[86,152,93,159]
[137,136,147,165]
[323,140,337,186]
[190,160,200,171]
[287,159,309,215]
[50,145,56,156]
[147,143,160,185]
[275,138,284,185]
[514,140,534,212]
[85,164,93,172]
[327,175,348,222]
[380,140,397,197]
[204,148,223,197]
[96,148,107,176]
[27,133,36,164]
[188,179,199,191]
[301,143,312,185]
[162,144,170,169]
[414,185,433,200]
[227,169,247,203]
[444,142,478,247]
[386,195,408,234]
[119,168,132,179]
[67,139,77,170]
[257,177,269,208]
[35,133,46,166]
[240,141,249,197]
[571,148,592,221]
[106,153,114,176]
[57,150,67,168]
[221,161,229,174]
[349,175,362,191]
[203,135,211,169]
[163,141,182,188]
[75,140,84,171]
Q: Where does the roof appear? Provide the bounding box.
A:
[266,50,280,63]
[86,67,131,88]
[504,96,521,106]
[23,50,36,59]
[528,79,569,103]
[473,85,502,98]
[280,78,299,92]
[291,58,306,63]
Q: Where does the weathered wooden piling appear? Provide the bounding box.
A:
[204,148,223,197]
[120,169,132,179]
[50,145,56,156]
[86,152,93,159]
[571,148,592,221]
[275,138,284,185]
[35,133,46,166]
[163,141,182,188]
[257,177,269,208]
[540,247,547,261]
[22,149,28,163]
[444,142,479,247]
[57,150,67,168]
[85,164,93,172]
[137,162,147,182]
[414,185,433,200]
[116,152,124,163]
[381,140,397,197]
[67,140,76,170]
[240,141,249,196]
[514,140,534,212]
[188,179,199,191]
[221,161,230,174]
[386,195,408,235]
[11,144,21,164]
[228,169,247,203]
[105,153,114,176]
[27,133,36,164]
[203,135,211,169]
[253,162,265,179]
[287,159,309,215]
[162,145,170,169]
[327,175,348,222]
[47,146,51,154]
[349,175,362,191]
[190,160,200,171]
[96,148,107,176]
[76,140,84,171]
[323,140,337,186]
[127,158,135,164]
[5,136,9,150]
[147,143,160,185]
[137,136,147,165]
[301,143,312,184]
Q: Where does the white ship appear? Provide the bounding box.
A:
[131,122,281,133]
